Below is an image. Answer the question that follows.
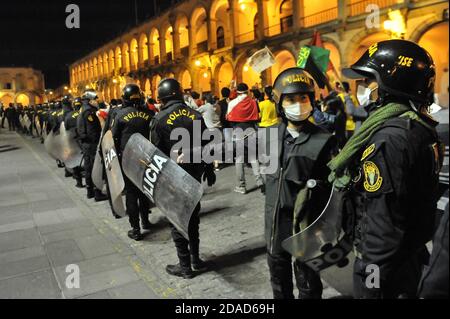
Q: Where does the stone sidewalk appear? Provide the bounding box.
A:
[0,129,350,299]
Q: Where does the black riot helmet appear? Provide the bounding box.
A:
[272,67,316,119]
[122,84,144,107]
[81,89,98,101]
[62,94,72,106]
[73,97,82,108]
[342,39,436,107]
[157,78,183,104]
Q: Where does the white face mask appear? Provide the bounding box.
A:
[284,102,313,122]
[357,84,378,106]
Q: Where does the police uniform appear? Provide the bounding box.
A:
[77,97,105,200]
[265,68,337,299]
[65,100,83,188]
[339,40,443,298]
[150,79,213,277]
[111,90,153,237]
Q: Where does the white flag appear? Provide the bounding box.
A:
[247,46,275,73]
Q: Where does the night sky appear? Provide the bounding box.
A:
[0,0,173,89]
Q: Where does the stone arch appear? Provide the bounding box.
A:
[149,28,161,64]
[174,13,190,52]
[191,6,209,53]
[103,52,109,75]
[235,50,261,88]
[15,92,31,106]
[213,58,235,93]
[122,42,131,73]
[344,29,391,67]
[210,0,231,48]
[270,49,297,85]
[139,33,149,63]
[130,38,139,70]
[0,93,14,106]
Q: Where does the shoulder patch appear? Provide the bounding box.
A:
[88,115,94,122]
[361,144,376,161]
[363,161,383,192]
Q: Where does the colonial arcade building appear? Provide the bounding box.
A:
[69,0,449,107]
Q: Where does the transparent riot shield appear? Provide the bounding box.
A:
[35,117,42,136]
[92,149,104,190]
[282,186,353,272]
[44,131,60,160]
[42,122,48,140]
[122,133,204,239]
[101,130,126,217]
[24,115,31,128]
[59,122,83,169]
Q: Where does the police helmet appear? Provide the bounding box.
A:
[342,39,436,106]
[157,78,183,103]
[81,89,98,101]
[122,84,144,107]
[73,97,82,107]
[272,67,316,121]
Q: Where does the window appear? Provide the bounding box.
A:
[280,0,294,33]
[217,27,225,49]
[5,83,12,90]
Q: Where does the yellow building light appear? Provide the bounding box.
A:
[112,78,118,84]
[383,10,406,39]
[85,85,90,89]
[64,86,68,90]
[195,60,202,67]
[68,90,72,93]
[49,91,53,95]
[243,65,249,72]
[203,72,209,78]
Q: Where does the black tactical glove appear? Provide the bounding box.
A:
[202,165,216,187]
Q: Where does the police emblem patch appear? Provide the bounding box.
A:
[88,115,94,122]
[361,144,375,161]
[363,161,383,192]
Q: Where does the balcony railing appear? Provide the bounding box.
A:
[235,30,255,44]
[166,52,173,62]
[196,41,209,54]
[302,7,338,28]
[348,0,400,17]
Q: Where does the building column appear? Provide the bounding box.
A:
[227,0,236,47]
[169,14,181,59]
[159,30,167,63]
[338,0,348,23]
[293,0,303,29]
[187,24,195,57]
[256,0,266,40]
[206,16,213,51]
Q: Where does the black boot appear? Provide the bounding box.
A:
[94,189,108,202]
[191,255,208,272]
[65,170,73,178]
[165,264,195,279]
[87,188,95,199]
[75,178,84,188]
[141,219,152,230]
[127,229,143,241]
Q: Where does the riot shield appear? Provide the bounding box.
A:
[92,150,104,190]
[35,117,42,136]
[59,122,83,169]
[19,115,25,128]
[42,122,48,140]
[122,133,204,239]
[101,130,126,217]
[24,115,31,128]
[44,130,61,160]
[282,186,353,272]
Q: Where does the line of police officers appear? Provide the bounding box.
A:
[25,39,447,298]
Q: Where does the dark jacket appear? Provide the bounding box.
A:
[349,110,441,298]
[150,99,208,180]
[111,105,153,155]
[265,121,337,255]
[77,102,101,147]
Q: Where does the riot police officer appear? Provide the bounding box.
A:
[111,84,153,241]
[77,90,108,202]
[150,78,216,278]
[332,39,443,298]
[64,97,84,188]
[264,68,337,299]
